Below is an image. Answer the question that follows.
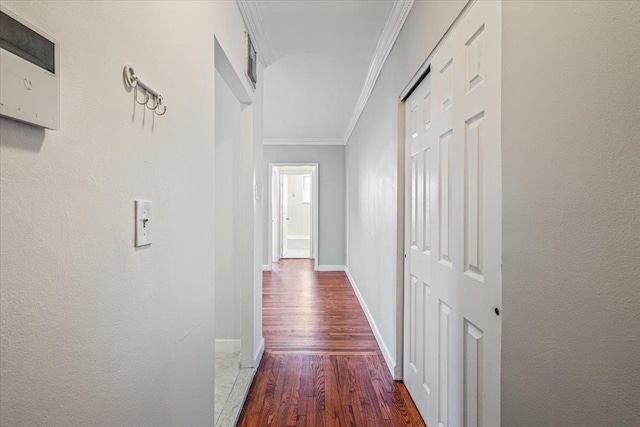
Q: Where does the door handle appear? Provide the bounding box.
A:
[286,217,290,220]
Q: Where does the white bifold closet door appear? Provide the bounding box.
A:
[403,2,502,426]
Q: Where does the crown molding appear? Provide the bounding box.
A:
[264,138,344,146]
[236,0,277,67]
[342,0,414,144]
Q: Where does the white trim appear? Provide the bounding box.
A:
[215,339,242,354]
[316,265,346,272]
[262,264,270,271]
[343,0,414,145]
[394,0,478,388]
[345,268,399,379]
[396,98,406,380]
[311,166,319,270]
[264,138,344,146]
[267,163,319,271]
[275,168,314,175]
[236,0,276,67]
[253,337,265,367]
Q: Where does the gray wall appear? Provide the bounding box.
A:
[501,1,640,425]
[345,0,467,372]
[346,0,640,422]
[263,145,346,266]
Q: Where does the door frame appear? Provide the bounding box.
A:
[266,163,319,270]
[271,167,281,263]
[214,37,263,369]
[396,2,503,425]
[395,0,477,381]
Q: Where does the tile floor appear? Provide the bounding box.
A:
[282,236,310,259]
[215,352,253,427]
[282,248,310,258]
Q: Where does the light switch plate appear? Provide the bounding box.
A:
[135,199,152,247]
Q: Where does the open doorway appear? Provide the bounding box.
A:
[268,164,318,268]
[213,68,244,424]
[281,171,311,258]
[213,38,259,426]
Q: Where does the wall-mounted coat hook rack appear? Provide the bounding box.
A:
[123,65,167,116]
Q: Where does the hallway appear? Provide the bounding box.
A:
[238,260,424,426]
[1,2,639,426]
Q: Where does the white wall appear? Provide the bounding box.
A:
[264,55,371,140]
[263,145,346,266]
[501,1,640,425]
[214,71,241,341]
[345,0,466,374]
[348,0,640,420]
[261,1,393,142]
[0,1,261,426]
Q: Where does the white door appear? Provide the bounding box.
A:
[280,174,289,257]
[272,168,280,263]
[404,2,502,427]
[404,70,433,417]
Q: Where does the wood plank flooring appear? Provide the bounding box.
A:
[237,259,425,426]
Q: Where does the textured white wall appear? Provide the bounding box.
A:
[0,1,259,426]
[345,0,466,373]
[261,1,393,142]
[214,71,241,341]
[264,55,371,140]
[263,145,346,266]
[501,1,640,425]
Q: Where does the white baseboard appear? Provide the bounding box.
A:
[287,235,310,240]
[215,339,241,354]
[262,264,271,271]
[345,268,398,379]
[253,337,265,367]
[316,265,346,272]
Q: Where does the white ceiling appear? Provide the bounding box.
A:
[257,0,396,145]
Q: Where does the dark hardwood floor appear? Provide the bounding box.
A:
[237,259,426,426]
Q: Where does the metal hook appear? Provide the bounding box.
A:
[125,65,166,116]
[145,93,158,110]
[134,85,149,105]
[154,96,167,116]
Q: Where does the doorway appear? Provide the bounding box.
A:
[213,39,260,426]
[267,164,318,269]
[281,172,311,258]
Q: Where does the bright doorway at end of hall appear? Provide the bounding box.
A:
[269,164,318,262]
